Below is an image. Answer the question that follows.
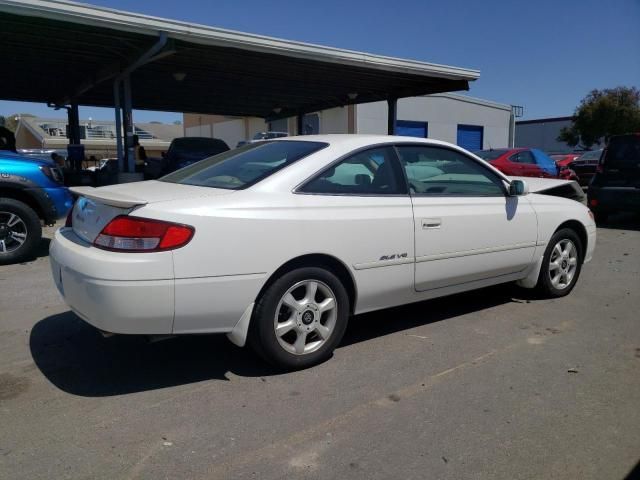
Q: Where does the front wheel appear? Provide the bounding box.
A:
[0,198,42,265]
[249,267,350,370]
[535,228,583,298]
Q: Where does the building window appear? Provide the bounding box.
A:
[396,120,428,138]
[457,124,484,151]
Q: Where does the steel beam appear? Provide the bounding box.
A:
[297,114,304,136]
[387,97,397,135]
[123,76,135,173]
[112,32,169,172]
[114,82,124,172]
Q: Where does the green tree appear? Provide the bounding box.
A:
[3,113,36,133]
[558,86,640,148]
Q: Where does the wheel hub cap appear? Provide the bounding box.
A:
[274,280,338,355]
[548,238,578,290]
[301,310,315,325]
[0,211,28,254]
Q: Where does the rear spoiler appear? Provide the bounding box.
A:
[70,186,148,208]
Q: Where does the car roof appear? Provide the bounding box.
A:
[275,134,475,150]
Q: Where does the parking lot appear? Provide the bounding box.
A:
[1,217,639,479]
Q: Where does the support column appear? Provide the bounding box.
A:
[296,114,304,136]
[67,103,82,171]
[114,80,124,172]
[122,75,135,173]
[67,103,80,144]
[387,97,397,136]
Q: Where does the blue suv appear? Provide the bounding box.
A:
[0,151,73,264]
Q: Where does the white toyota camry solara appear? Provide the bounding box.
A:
[50,135,596,369]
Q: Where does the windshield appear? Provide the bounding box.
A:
[604,136,640,167]
[577,150,602,161]
[475,149,509,161]
[160,140,328,190]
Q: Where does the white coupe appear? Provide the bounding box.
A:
[50,135,596,369]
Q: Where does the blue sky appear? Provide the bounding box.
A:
[1,0,638,123]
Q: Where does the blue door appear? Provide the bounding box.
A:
[457,125,484,151]
[396,120,428,138]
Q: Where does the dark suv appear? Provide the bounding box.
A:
[588,134,640,222]
[144,137,229,179]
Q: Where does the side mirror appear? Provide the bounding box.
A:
[161,151,167,158]
[508,179,529,196]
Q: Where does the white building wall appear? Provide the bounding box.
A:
[354,93,511,149]
[186,117,267,148]
[319,107,348,134]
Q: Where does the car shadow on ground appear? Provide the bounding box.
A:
[30,284,531,397]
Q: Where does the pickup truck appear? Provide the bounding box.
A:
[0,150,73,264]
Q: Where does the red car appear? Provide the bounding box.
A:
[475,148,577,181]
[550,153,581,181]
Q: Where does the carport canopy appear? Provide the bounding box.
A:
[0,0,480,120]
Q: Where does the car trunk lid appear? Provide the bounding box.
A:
[69,180,233,243]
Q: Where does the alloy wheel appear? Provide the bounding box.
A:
[0,212,28,254]
[273,280,338,355]
[548,238,578,290]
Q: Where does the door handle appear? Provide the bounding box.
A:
[422,218,441,229]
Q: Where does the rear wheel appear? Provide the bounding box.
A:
[535,228,583,298]
[0,198,42,265]
[249,267,349,370]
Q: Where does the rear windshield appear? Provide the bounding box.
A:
[160,140,327,190]
[604,136,640,167]
[475,149,509,161]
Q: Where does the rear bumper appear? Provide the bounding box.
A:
[49,228,175,334]
[588,186,640,212]
[49,227,265,336]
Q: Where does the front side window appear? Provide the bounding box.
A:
[160,140,327,190]
[397,145,504,196]
[300,147,403,195]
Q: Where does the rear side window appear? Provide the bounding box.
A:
[605,136,640,168]
[161,141,327,190]
[509,151,536,164]
[300,147,403,195]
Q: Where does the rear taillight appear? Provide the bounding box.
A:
[94,216,194,252]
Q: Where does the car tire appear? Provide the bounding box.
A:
[249,267,350,370]
[0,198,42,265]
[535,228,583,298]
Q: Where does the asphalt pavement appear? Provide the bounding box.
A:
[1,216,639,479]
